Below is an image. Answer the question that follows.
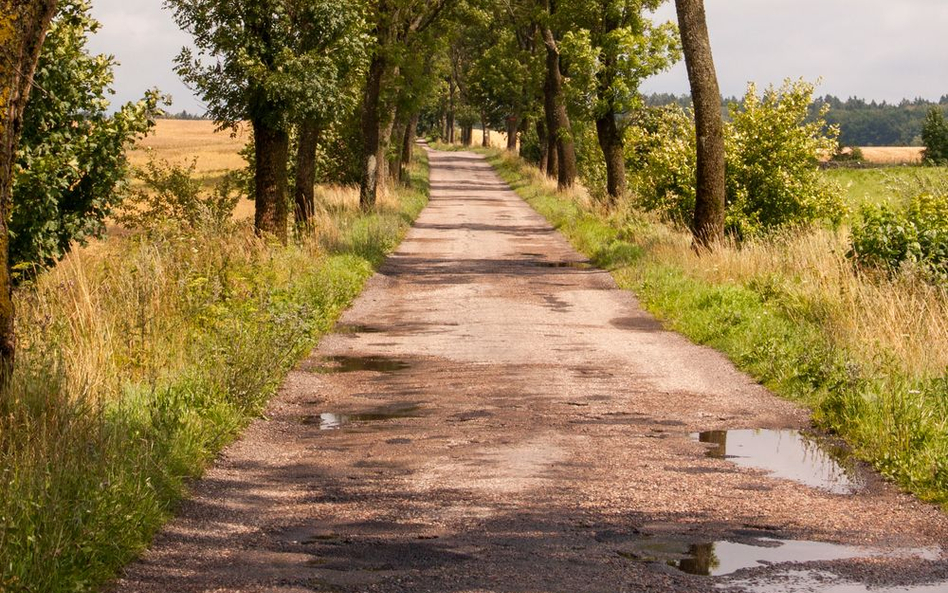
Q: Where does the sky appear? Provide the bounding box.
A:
[87,0,948,115]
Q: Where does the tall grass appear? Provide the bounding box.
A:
[481,147,948,508]
[0,154,429,592]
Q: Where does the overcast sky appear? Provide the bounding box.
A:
[88,0,948,114]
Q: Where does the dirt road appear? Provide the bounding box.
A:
[116,148,948,593]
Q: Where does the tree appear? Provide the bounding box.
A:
[358,0,453,209]
[168,0,366,240]
[0,0,59,378]
[674,0,725,247]
[922,107,948,165]
[538,0,577,189]
[12,0,162,274]
[289,3,368,225]
[559,0,680,202]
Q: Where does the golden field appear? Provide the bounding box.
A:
[858,146,924,165]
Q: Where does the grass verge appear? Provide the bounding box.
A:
[476,146,948,509]
[0,153,429,592]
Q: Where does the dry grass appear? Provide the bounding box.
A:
[647,227,948,380]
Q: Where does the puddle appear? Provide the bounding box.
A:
[302,404,423,430]
[693,429,864,494]
[533,261,594,270]
[732,570,948,593]
[620,536,940,578]
[312,355,411,373]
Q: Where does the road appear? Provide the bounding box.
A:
[116,147,948,593]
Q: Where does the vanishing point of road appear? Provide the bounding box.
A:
[117,147,948,593]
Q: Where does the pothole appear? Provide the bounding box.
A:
[693,429,865,494]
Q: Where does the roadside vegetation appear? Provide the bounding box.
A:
[0,152,429,591]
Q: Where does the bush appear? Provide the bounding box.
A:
[922,107,948,165]
[118,159,242,233]
[625,105,697,227]
[10,0,162,277]
[725,80,845,238]
[849,193,948,282]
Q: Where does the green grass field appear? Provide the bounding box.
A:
[823,166,948,212]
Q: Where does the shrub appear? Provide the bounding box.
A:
[625,104,697,227]
[922,107,948,165]
[10,0,162,277]
[118,159,242,233]
[849,193,948,282]
[725,80,845,238]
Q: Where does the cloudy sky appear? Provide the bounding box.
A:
[88,0,948,114]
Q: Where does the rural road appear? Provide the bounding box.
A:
[116,148,948,593]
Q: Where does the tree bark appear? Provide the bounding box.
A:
[675,0,726,247]
[400,112,419,184]
[537,118,549,173]
[253,119,289,243]
[541,22,577,189]
[359,53,385,208]
[481,115,490,148]
[0,0,58,380]
[596,110,625,202]
[506,115,519,152]
[447,76,457,144]
[293,118,320,226]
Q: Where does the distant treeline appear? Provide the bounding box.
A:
[644,93,948,147]
[158,109,210,120]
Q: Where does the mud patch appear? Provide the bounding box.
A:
[693,429,864,494]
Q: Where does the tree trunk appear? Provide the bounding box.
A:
[447,77,457,144]
[400,112,419,184]
[377,102,397,185]
[0,0,58,380]
[482,115,490,148]
[541,22,577,189]
[293,118,320,226]
[253,119,289,243]
[506,115,519,152]
[596,110,625,202]
[537,118,549,173]
[359,53,385,208]
[462,125,472,147]
[676,0,726,247]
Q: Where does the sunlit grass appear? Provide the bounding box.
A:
[483,147,948,509]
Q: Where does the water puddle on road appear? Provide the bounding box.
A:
[692,429,864,494]
[302,404,423,430]
[732,570,948,593]
[619,536,941,578]
[312,355,411,374]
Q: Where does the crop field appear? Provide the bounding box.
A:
[858,146,924,165]
[128,119,253,219]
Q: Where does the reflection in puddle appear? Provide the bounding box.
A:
[693,429,864,494]
[302,404,423,430]
[733,570,948,593]
[313,355,411,373]
[621,536,940,578]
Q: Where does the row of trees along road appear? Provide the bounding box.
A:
[0,0,726,378]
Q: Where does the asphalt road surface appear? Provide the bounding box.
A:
[116,147,948,593]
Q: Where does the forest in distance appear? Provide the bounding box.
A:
[645,92,948,147]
